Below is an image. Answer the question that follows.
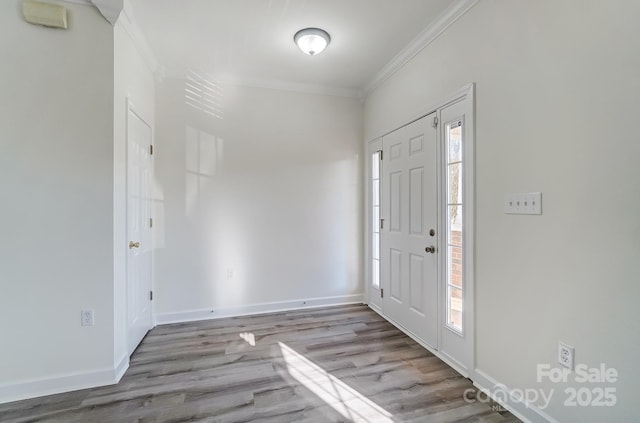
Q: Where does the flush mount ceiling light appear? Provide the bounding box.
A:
[294,27,331,56]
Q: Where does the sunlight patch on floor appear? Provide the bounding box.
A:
[279,342,394,422]
[239,332,256,346]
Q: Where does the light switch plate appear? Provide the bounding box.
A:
[505,192,542,215]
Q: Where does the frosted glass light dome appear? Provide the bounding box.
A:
[294,28,331,56]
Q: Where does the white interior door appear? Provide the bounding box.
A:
[381,113,438,348]
[126,103,153,355]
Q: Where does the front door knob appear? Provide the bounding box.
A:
[129,241,140,249]
[425,246,436,254]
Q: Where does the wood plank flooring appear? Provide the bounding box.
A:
[0,304,520,422]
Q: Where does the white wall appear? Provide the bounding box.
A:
[364,0,640,421]
[113,5,156,368]
[0,1,115,399]
[154,79,363,318]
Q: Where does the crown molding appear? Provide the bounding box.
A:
[61,0,122,25]
[116,0,160,75]
[61,0,475,100]
[90,0,122,25]
[161,67,363,99]
[363,0,480,96]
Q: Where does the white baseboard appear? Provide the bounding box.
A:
[155,294,365,325]
[0,354,130,405]
[114,353,130,382]
[473,369,559,423]
[366,304,558,423]
[1,297,363,404]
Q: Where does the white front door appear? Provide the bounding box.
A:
[381,113,438,348]
[369,85,475,377]
[126,103,153,355]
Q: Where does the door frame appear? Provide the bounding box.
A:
[436,87,476,377]
[125,98,154,355]
[365,137,383,312]
[365,83,475,379]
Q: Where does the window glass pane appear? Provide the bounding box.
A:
[372,206,379,232]
[448,122,462,163]
[448,287,463,331]
[371,150,381,290]
[372,260,380,289]
[372,233,379,260]
[448,208,463,247]
[448,205,463,236]
[448,245,463,289]
[445,118,464,334]
[372,152,380,179]
[372,179,379,206]
[448,163,462,204]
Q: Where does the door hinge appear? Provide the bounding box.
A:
[150,291,153,301]
[432,116,438,128]
[149,217,153,228]
[380,218,384,230]
[150,144,154,155]
[379,149,383,160]
[381,288,384,298]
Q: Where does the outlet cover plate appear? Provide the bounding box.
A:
[558,342,574,370]
[81,309,94,327]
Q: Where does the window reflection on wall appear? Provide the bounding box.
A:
[184,70,223,119]
[185,126,224,217]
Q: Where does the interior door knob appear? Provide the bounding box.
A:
[425,246,436,254]
[129,241,140,249]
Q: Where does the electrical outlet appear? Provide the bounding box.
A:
[558,342,574,370]
[81,309,94,327]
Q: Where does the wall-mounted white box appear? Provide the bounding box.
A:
[504,192,542,215]
[23,0,68,29]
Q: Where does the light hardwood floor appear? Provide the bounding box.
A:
[0,304,520,422]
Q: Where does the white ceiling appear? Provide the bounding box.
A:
[129,0,460,96]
